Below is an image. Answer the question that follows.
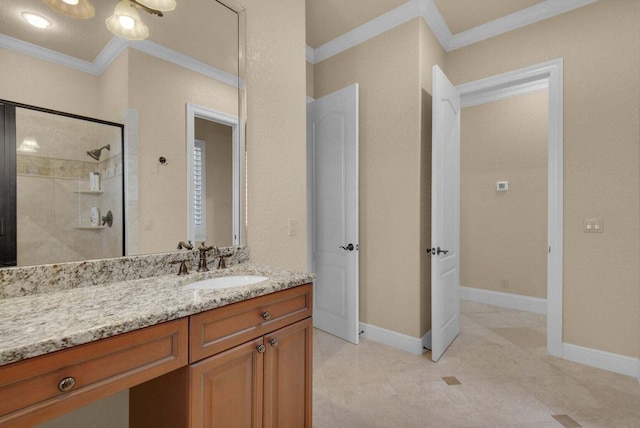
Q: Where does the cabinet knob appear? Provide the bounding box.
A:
[261,311,271,320]
[58,376,76,392]
[256,344,266,353]
[269,338,279,347]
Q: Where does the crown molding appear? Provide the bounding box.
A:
[446,0,599,51]
[0,34,98,75]
[312,0,422,64]
[128,39,239,88]
[420,0,452,51]
[305,45,314,63]
[307,0,598,63]
[0,34,239,88]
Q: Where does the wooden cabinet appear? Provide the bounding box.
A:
[0,283,312,428]
[189,318,312,428]
[0,319,188,428]
[132,283,313,428]
[263,318,313,428]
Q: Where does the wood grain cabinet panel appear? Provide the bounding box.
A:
[190,337,264,428]
[0,319,188,428]
[190,284,312,362]
[264,318,313,428]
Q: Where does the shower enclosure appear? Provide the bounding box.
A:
[0,100,124,267]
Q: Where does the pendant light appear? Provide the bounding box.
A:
[134,0,176,12]
[106,0,149,41]
[44,0,95,19]
[18,137,41,153]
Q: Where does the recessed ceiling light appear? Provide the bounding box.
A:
[63,0,80,4]
[22,12,52,29]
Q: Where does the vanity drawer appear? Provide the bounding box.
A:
[190,283,312,362]
[0,318,188,427]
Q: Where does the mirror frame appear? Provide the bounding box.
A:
[1,98,126,265]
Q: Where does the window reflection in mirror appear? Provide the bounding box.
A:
[0,101,124,267]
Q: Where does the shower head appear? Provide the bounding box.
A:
[87,144,111,161]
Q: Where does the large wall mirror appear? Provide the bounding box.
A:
[0,0,246,267]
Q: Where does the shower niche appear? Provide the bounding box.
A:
[0,100,124,267]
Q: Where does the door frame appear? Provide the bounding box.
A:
[186,103,241,246]
[455,58,564,358]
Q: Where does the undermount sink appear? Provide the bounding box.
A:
[183,275,269,290]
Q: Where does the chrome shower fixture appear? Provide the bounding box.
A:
[86,144,111,161]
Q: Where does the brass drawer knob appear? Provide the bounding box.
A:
[269,338,279,347]
[261,311,271,320]
[256,344,266,353]
[58,377,76,392]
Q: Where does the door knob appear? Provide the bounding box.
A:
[427,247,449,255]
[339,243,355,251]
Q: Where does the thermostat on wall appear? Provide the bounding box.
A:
[496,181,508,191]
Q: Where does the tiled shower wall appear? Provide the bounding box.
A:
[15,108,123,266]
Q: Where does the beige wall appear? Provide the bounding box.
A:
[306,61,314,98]
[238,0,308,271]
[314,18,444,338]
[0,48,100,119]
[128,49,238,254]
[460,91,548,299]
[195,118,234,247]
[446,0,640,358]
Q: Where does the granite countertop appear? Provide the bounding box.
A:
[0,263,315,367]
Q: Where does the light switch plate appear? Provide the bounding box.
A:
[584,218,604,233]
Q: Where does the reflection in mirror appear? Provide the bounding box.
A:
[187,104,240,248]
[0,0,245,266]
[0,102,124,267]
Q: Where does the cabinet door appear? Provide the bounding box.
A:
[190,337,264,428]
[263,318,312,428]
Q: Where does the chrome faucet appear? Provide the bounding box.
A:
[177,241,193,250]
[197,242,217,272]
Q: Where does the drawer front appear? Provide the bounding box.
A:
[190,283,312,362]
[0,318,188,426]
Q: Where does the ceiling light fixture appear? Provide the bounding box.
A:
[22,12,52,29]
[135,0,176,12]
[106,0,149,41]
[44,0,95,19]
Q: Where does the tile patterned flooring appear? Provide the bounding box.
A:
[313,301,640,427]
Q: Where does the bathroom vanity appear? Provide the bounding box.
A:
[0,252,314,428]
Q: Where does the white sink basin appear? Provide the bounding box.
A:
[183,275,269,290]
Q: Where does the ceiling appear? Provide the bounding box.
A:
[305,0,407,48]
[0,0,238,74]
[433,0,544,34]
[306,0,581,50]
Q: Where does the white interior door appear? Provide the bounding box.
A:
[307,84,359,344]
[431,66,461,361]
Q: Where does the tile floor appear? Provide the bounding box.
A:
[313,301,640,427]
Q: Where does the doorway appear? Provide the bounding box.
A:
[459,89,549,353]
[432,59,564,360]
[186,104,241,246]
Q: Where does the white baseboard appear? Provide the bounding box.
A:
[359,322,427,355]
[460,286,547,314]
[562,343,639,378]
